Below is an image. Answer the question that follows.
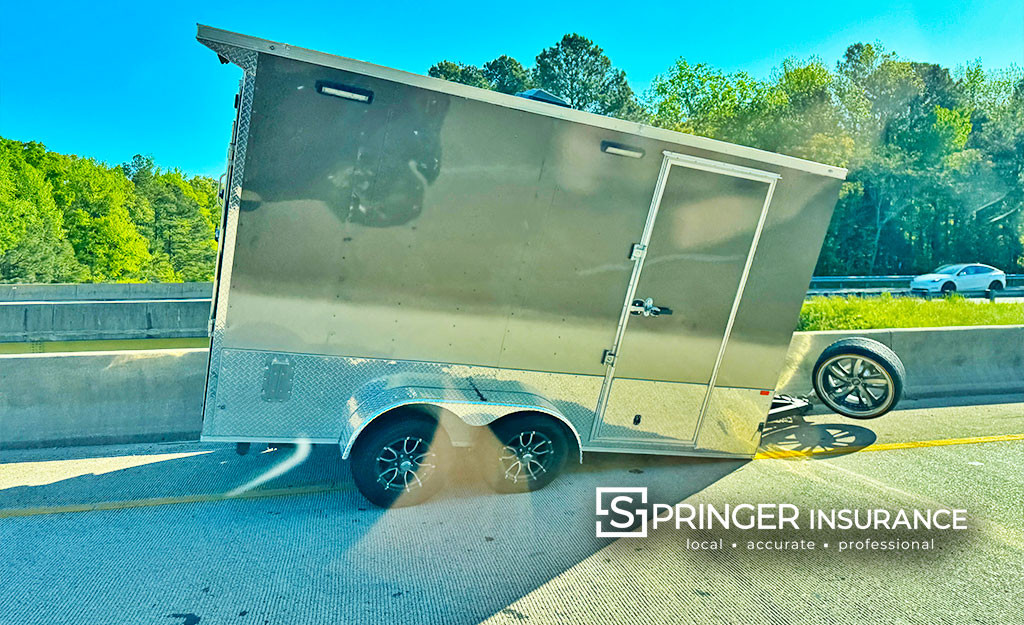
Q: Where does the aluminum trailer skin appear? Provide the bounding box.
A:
[196,26,848,494]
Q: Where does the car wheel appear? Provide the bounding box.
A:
[349,413,452,508]
[476,413,571,494]
[988,280,1004,291]
[812,338,905,419]
[940,282,956,295]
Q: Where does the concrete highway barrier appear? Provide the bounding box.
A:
[1,326,1021,449]
[0,349,207,449]
[777,325,1024,398]
[0,299,210,343]
[0,283,211,343]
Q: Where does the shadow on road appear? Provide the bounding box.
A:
[0,440,746,624]
[760,414,877,458]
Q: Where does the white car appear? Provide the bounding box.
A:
[910,263,1006,296]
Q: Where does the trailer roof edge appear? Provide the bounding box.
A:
[196,24,849,181]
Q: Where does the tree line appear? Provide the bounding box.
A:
[431,37,1024,275]
[2,35,1020,283]
[0,141,217,282]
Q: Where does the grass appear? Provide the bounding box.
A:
[798,293,1024,331]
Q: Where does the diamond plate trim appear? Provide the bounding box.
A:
[199,41,258,425]
[206,349,601,454]
[204,41,258,73]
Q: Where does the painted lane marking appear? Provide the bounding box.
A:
[4,433,1022,518]
[754,432,1024,459]
[0,483,354,519]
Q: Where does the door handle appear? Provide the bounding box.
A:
[629,298,673,317]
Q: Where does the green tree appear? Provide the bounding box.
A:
[0,139,82,282]
[21,145,151,281]
[483,55,532,94]
[646,44,1024,276]
[1,139,221,284]
[124,155,218,282]
[533,34,645,119]
[649,59,770,137]
[428,34,646,121]
[967,73,1024,269]
[428,61,489,89]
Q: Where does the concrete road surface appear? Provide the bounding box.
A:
[2,395,1022,624]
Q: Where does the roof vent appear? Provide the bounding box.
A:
[515,88,570,108]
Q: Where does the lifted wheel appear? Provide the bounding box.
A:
[812,338,905,419]
[476,413,571,494]
[349,414,452,508]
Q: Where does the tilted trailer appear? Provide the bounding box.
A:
[197,25,905,507]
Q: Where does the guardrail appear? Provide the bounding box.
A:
[1,279,1020,344]
[4,277,1020,300]
[809,274,1024,289]
[0,282,212,302]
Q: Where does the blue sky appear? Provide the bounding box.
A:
[1,0,1021,178]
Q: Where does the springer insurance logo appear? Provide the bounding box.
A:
[596,486,969,549]
[595,487,649,537]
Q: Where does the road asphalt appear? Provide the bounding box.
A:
[2,394,1022,624]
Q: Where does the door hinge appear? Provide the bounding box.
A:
[629,243,646,261]
[601,350,616,366]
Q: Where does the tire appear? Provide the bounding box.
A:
[476,413,571,494]
[988,280,1004,291]
[349,414,452,508]
[812,338,905,419]
[940,282,956,295]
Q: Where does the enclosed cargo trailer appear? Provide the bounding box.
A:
[197,26,902,506]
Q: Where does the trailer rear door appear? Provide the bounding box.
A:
[591,153,778,450]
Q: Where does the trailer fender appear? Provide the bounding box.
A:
[339,384,583,462]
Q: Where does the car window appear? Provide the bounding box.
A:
[934,265,960,275]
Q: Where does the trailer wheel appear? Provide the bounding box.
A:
[477,414,571,494]
[812,338,905,419]
[349,414,452,508]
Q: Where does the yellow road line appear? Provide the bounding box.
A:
[755,432,1024,459]
[0,483,353,519]
[4,433,1023,518]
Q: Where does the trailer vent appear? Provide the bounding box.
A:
[514,88,570,108]
[601,141,645,159]
[316,81,374,104]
